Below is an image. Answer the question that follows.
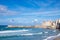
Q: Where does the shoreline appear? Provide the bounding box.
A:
[44,33,60,40]
[53,37,60,40]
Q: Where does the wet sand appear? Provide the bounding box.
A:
[53,37,60,40]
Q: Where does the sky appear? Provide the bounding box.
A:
[0,0,60,25]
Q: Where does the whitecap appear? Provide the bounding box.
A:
[20,32,42,36]
[0,29,29,33]
[20,33,33,36]
[43,33,60,40]
[44,32,48,34]
[0,31,43,36]
[53,30,56,32]
[0,29,29,36]
[20,32,43,36]
[38,32,43,34]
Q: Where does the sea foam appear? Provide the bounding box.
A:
[0,29,43,36]
[44,33,60,40]
[0,29,29,33]
[0,29,29,36]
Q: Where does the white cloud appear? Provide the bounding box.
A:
[0,5,36,16]
[0,5,19,16]
[0,4,60,16]
[20,9,60,16]
[0,5,7,11]
[27,0,54,8]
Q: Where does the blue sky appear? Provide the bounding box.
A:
[0,0,60,25]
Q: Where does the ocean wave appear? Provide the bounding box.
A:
[0,29,29,36]
[0,29,29,33]
[43,33,60,40]
[0,29,43,36]
[44,32,48,34]
[17,32,43,36]
[52,30,56,33]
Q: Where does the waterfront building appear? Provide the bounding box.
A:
[41,21,53,28]
[8,19,60,29]
[41,20,57,29]
[56,19,60,29]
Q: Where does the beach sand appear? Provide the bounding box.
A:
[53,37,60,40]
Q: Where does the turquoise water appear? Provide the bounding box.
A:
[0,26,60,40]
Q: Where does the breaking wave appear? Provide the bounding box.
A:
[0,29,29,36]
[44,33,60,40]
[0,29,29,33]
[0,29,43,37]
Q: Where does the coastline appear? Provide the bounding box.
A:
[53,37,60,40]
[44,33,60,40]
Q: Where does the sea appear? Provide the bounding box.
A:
[0,26,60,40]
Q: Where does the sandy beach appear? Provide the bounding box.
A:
[53,37,60,40]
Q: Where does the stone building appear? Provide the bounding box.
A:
[56,19,60,29]
[41,21,53,28]
[41,20,57,29]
